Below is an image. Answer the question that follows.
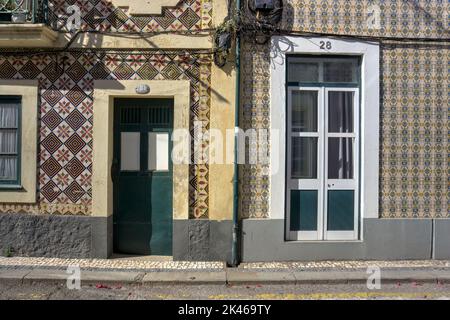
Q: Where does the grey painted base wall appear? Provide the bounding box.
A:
[434,220,450,260]
[2,213,447,262]
[241,219,450,262]
[173,220,233,263]
[0,213,112,259]
[0,213,232,262]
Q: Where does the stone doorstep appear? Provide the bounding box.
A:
[2,269,450,285]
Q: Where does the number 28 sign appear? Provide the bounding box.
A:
[319,41,333,50]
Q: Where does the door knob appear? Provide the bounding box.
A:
[111,158,119,182]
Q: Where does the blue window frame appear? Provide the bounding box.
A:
[0,96,21,187]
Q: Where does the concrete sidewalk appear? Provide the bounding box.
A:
[2,267,450,285]
[1,257,450,285]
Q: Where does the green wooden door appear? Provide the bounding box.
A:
[113,98,173,256]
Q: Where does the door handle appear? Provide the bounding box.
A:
[111,159,119,182]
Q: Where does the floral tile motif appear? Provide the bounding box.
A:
[0,52,211,217]
[380,45,449,218]
[0,0,214,217]
[240,1,449,219]
[239,38,271,219]
[284,0,447,39]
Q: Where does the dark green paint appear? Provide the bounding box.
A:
[327,190,355,231]
[290,190,318,231]
[113,98,173,256]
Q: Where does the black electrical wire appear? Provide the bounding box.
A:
[0,5,448,58]
[267,27,450,44]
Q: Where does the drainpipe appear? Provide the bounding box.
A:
[230,0,241,267]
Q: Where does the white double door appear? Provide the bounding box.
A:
[286,87,360,241]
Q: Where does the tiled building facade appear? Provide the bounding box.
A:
[240,0,448,219]
[239,0,449,261]
[0,0,235,261]
[0,0,448,263]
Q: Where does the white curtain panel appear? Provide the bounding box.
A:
[0,130,17,153]
[0,101,19,180]
[337,93,353,179]
[0,103,18,128]
[0,157,17,180]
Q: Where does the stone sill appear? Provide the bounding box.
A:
[0,24,58,48]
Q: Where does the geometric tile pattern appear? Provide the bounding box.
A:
[240,1,449,219]
[379,45,449,218]
[48,0,212,33]
[239,37,271,219]
[0,51,211,218]
[285,0,448,40]
[0,1,214,217]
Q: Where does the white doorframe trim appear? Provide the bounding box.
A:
[269,36,380,235]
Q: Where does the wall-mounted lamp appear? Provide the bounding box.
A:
[136,84,150,94]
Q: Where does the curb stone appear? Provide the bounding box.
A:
[143,271,227,284]
[1,268,450,285]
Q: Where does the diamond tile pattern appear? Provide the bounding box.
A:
[48,0,211,33]
[0,51,211,218]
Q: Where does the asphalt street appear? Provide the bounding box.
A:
[1,280,450,300]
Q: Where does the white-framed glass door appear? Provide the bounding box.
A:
[286,87,324,240]
[323,88,359,240]
[286,86,360,241]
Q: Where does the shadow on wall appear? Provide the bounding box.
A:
[45,0,197,49]
[47,0,230,104]
[238,1,294,219]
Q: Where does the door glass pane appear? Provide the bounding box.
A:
[324,61,358,83]
[121,132,140,171]
[327,190,355,231]
[292,137,317,179]
[328,138,353,179]
[287,56,359,84]
[0,130,18,153]
[328,91,354,133]
[288,62,319,83]
[292,91,317,132]
[290,190,318,231]
[148,132,169,171]
[0,156,17,180]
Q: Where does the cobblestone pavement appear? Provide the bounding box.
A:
[0,257,224,272]
[0,257,449,272]
[239,260,450,271]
